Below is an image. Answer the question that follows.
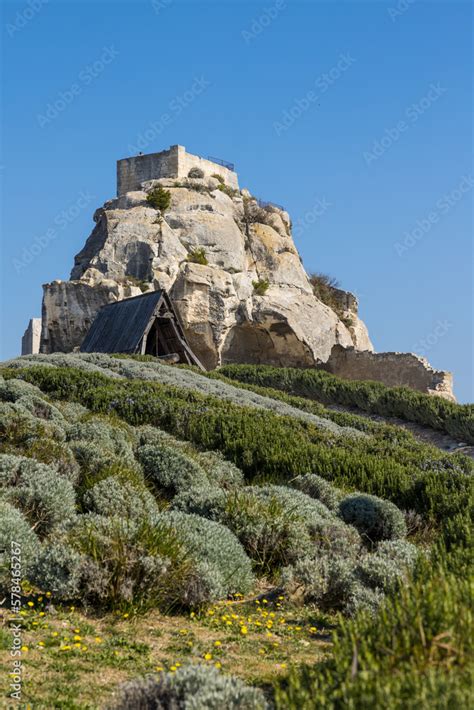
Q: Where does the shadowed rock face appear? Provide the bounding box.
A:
[41,176,373,365]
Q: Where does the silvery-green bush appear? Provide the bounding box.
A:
[291,473,341,511]
[0,501,40,590]
[31,541,84,598]
[0,454,76,537]
[111,664,267,710]
[196,450,245,489]
[66,513,187,608]
[137,444,208,495]
[160,511,254,603]
[83,476,159,520]
[0,377,45,402]
[172,485,227,521]
[339,493,407,543]
[355,539,419,593]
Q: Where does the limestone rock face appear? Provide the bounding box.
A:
[42,177,372,364]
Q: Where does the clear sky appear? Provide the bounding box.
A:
[1,0,472,401]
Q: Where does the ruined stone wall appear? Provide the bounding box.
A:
[117,145,239,195]
[117,146,180,195]
[21,318,42,355]
[322,345,455,401]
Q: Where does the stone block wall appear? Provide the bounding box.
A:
[21,318,42,355]
[117,145,239,195]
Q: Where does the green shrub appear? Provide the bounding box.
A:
[161,511,254,603]
[112,664,267,710]
[67,513,192,610]
[276,554,473,708]
[31,541,84,598]
[82,476,160,520]
[217,183,238,198]
[291,473,341,511]
[172,485,227,521]
[4,365,471,550]
[188,167,205,178]
[252,278,270,295]
[339,493,407,544]
[146,186,172,212]
[0,501,40,591]
[0,454,76,538]
[196,450,245,489]
[137,444,208,496]
[187,247,208,265]
[218,364,474,444]
[211,173,225,184]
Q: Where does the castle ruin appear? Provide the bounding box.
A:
[117,145,239,196]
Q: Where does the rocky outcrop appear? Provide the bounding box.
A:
[37,153,454,401]
[41,175,372,367]
[322,345,455,401]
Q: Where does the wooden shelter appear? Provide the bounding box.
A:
[80,290,204,368]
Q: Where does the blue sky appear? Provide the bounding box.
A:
[1,0,472,400]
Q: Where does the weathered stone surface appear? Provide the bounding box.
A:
[322,345,456,401]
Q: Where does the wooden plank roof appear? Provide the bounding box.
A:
[80,291,165,354]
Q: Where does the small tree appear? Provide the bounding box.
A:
[146,187,171,212]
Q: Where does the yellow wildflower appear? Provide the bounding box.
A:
[204,653,213,661]
[214,661,222,669]
[27,601,34,607]
[94,637,103,643]
[20,646,28,652]
[73,635,82,641]
[240,626,248,635]
[214,640,221,647]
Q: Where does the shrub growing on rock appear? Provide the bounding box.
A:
[188,167,205,179]
[112,664,267,710]
[339,493,407,544]
[146,186,171,212]
[187,247,208,265]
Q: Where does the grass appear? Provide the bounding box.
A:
[0,593,332,708]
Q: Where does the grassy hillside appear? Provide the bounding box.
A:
[0,354,472,708]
